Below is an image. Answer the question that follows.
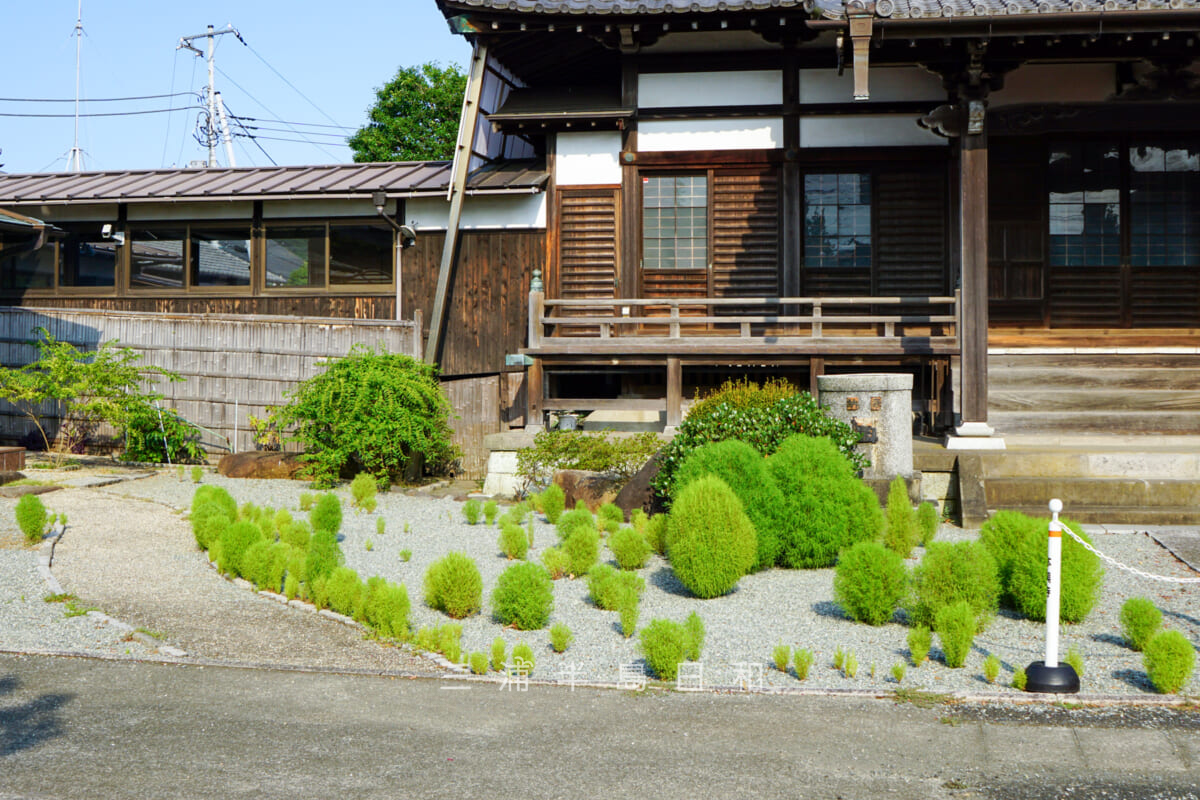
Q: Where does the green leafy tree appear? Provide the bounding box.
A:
[348,62,466,162]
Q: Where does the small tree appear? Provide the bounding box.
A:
[348,63,466,162]
[0,328,180,459]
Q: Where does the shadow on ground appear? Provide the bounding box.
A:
[0,674,74,757]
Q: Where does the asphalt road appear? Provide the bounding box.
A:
[4,654,1200,799]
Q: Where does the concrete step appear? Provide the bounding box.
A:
[981,449,1200,480]
[988,503,1200,526]
[984,476,1200,508]
[989,410,1200,436]
[990,389,1200,412]
[988,368,1200,391]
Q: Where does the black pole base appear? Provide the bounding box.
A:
[1024,660,1080,694]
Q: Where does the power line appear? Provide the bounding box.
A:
[232,123,348,138]
[214,66,341,161]
[238,134,351,147]
[0,106,200,119]
[228,115,354,131]
[0,91,197,103]
[224,108,277,166]
[241,40,346,130]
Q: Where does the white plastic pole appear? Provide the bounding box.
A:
[1045,498,1064,668]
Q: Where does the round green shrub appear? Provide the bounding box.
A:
[218,520,265,578]
[491,637,506,672]
[499,522,530,560]
[1144,630,1196,694]
[562,526,600,578]
[645,514,669,555]
[192,485,236,521]
[325,567,365,619]
[462,498,482,525]
[833,541,906,626]
[672,438,784,571]
[979,509,1044,598]
[597,502,624,530]
[1121,597,1163,652]
[883,476,918,558]
[363,577,410,639]
[917,501,940,547]
[304,529,342,585]
[555,506,596,542]
[350,472,379,511]
[540,484,566,524]
[767,435,883,569]
[609,526,651,570]
[666,475,757,598]
[190,500,231,551]
[1007,518,1104,623]
[424,552,483,618]
[907,540,1000,632]
[540,546,570,579]
[491,562,554,630]
[279,519,311,550]
[511,641,535,672]
[549,622,573,653]
[15,494,47,545]
[266,543,290,593]
[586,564,644,611]
[469,651,488,675]
[935,600,976,668]
[309,493,343,537]
[638,616,704,681]
[240,539,275,588]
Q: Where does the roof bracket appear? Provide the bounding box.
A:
[849,15,874,100]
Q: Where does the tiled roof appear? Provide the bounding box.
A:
[0,160,547,205]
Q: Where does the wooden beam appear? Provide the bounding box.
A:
[619,55,639,303]
[426,41,489,365]
[526,356,544,429]
[958,119,990,425]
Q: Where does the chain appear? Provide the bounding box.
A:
[1059,525,1200,585]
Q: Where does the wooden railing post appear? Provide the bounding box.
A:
[666,357,682,429]
[528,288,544,350]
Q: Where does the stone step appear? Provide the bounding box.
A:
[988,367,1200,391]
[989,389,1200,412]
[981,450,1200,480]
[984,476,1200,508]
[986,503,1200,526]
[989,410,1200,436]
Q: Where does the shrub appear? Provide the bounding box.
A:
[463,499,482,525]
[511,642,535,672]
[121,403,206,464]
[935,601,975,668]
[536,484,566,525]
[309,493,343,537]
[499,523,530,560]
[350,473,378,513]
[833,647,845,672]
[891,662,906,683]
[424,552,483,618]
[376,517,386,537]
[325,567,365,619]
[241,539,274,588]
[586,564,644,611]
[833,540,906,626]
[399,549,411,562]
[491,562,554,630]
[1012,667,1028,691]
[190,501,232,551]
[672,438,785,571]
[773,644,791,672]
[651,378,865,501]
[645,514,669,556]
[541,547,570,579]
[883,476,918,558]
[555,506,596,542]
[469,651,488,675]
[639,617,704,681]
[844,652,859,678]
[793,649,813,680]
[491,637,506,672]
[908,626,932,666]
[191,466,203,483]
[917,501,939,546]
[549,622,573,653]
[273,345,456,488]
[630,508,648,533]
[193,485,237,521]
[1065,646,1085,678]
[299,493,315,512]
[218,520,264,578]
[1007,517,1104,623]
[609,526,651,570]
[563,526,600,578]
[363,577,410,638]
[1144,630,1196,694]
[666,476,756,598]
[907,540,1000,632]
[439,624,463,664]
[304,530,342,584]
[979,509,1043,598]
[684,612,704,662]
[597,502,624,531]
[619,597,639,638]
[1120,597,1163,652]
[983,654,1001,684]
[284,573,300,600]
[516,429,660,490]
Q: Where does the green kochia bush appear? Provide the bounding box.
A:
[1144,630,1195,694]
[350,472,378,512]
[935,601,976,668]
[192,485,237,521]
[555,506,596,542]
[639,613,705,681]
[190,501,232,551]
[907,540,1000,632]
[325,567,366,620]
[540,484,566,524]
[424,552,483,618]
[586,564,644,611]
[362,577,409,639]
[1007,517,1104,624]
[609,526,651,570]
[498,522,530,560]
[304,529,342,585]
[1120,597,1163,652]
[309,493,343,537]
[980,510,1044,600]
[833,541,906,626]
[15,494,48,544]
[511,641,535,672]
[491,562,554,630]
[666,476,756,598]
[562,526,600,578]
[767,436,883,569]
[883,476,918,558]
[218,520,265,579]
[917,501,940,546]
[597,502,624,532]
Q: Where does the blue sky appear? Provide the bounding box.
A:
[0,1,471,174]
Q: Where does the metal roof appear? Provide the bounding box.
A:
[0,160,548,206]
[0,208,45,232]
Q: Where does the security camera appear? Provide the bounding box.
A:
[398,225,417,250]
[101,223,113,239]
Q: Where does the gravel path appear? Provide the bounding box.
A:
[4,462,1200,697]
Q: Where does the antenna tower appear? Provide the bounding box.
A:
[67,0,85,172]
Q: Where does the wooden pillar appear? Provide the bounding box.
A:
[619,54,639,301]
[666,357,682,428]
[781,43,802,298]
[526,358,544,431]
[956,110,991,433]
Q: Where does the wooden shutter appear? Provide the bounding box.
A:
[875,170,947,296]
[556,188,618,300]
[712,169,780,298]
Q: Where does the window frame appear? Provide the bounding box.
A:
[801,170,874,271]
[261,218,397,294]
[639,171,711,273]
[126,221,254,295]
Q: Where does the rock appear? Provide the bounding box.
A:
[553,470,622,513]
[614,455,667,518]
[0,483,62,499]
[217,451,306,480]
[0,470,25,486]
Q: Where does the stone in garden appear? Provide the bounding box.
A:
[554,469,621,512]
[217,451,306,479]
[614,455,666,517]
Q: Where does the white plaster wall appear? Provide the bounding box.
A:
[639,70,782,108]
[991,64,1116,106]
[404,192,546,231]
[639,119,784,151]
[800,116,946,148]
[128,201,253,221]
[262,199,385,220]
[29,203,114,222]
[799,67,945,104]
[556,132,622,186]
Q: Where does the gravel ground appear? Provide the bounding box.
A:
[89,466,1200,696]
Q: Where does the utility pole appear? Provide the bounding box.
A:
[68,0,84,172]
[177,23,243,168]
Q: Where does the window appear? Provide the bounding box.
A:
[264,222,394,289]
[1048,142,1121,267]
[330,224,392,285]
[1130,142,1200,267]
[190,228,251,287]
[265,226,324,288]
[1,245,55,290]
[642,174,707,270]
[0,223,118,291]
[129,229,186,289]
[803,173,872,268]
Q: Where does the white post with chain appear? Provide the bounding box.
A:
[1025,498,1080,693]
